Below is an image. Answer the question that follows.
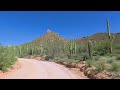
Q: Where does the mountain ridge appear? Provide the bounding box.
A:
[22,30,120,46]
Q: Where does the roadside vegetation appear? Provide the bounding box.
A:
[0,45,17,71]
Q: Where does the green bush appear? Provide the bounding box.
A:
[108,63,120,72]
[116,55,120,60]
[43,40,65,57]
[94,56,100,61]
[96,62,105,72]
[86,60,92,67]
[114,45,120,50]
[107,59,113,64]
[93,40,111,55]
[0,46,17,71]
[45,55,54,60]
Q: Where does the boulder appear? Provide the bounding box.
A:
[0,70,3,74]
[63,62,68,66]
[79,64,89,72]
[30,56,36,59]
[71,63,77,68]
[84,66,98,78]
[66,63,72,68]
[57,61,64,64]
[95,71,111,79]
[34,57,42,60]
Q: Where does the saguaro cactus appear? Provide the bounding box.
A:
[19,46,22,56]
[40,43,44,54]
[88,40,93,57]
[69,38,77,55]
[72,39,74,54]
[26,45,29,53]
[74,39,77,54]
[70,39,72,55]
[63,42,66,52]
[107,19,112,53]
[13,46,16,51]
[32,47,34,55]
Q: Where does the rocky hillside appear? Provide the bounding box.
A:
[31,29,67,46]
[76,32,120,45]
[23,30,120,47]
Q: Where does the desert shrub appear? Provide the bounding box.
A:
[86,55,120,72]
[78,53,89,61]
[68,54,77,59]
[93,40,111,55]
[116,55,120,60]
[82,54,89,61]
[76,55,85,61]
[108,63,120,72]
[76,45,85,54]
[107,59,113,64]
[45,55,54,60]
[98,56,116,65]
[86,60,93,67]
[107,53,117,57]
[96,62,105,72]
[93,56,100,61]
[43,40,65,57]
[114,45,120,50]
[0,46,17,71]
[63,58,75,64]
[87,58,105,71]
[68,52,89,61]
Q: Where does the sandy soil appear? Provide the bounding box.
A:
[0,58,86,79]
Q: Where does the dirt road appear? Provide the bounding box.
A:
[0,58,85,79]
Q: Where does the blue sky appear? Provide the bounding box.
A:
[0,11,120,46]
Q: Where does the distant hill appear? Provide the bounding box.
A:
[76,32,120,45]
[22,30,120,46]
[31,29,67,46]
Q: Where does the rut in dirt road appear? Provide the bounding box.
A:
[0,58,85,79]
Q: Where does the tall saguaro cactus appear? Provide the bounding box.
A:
[13,46,16,51]
[107,19,112,53]
[32,47,34,55]
[71,39,74,54]
[69,38,77,56]
[88,40,93,57]
[70,39,72,55]
[19,46,22,56]
[74,40,77,54]
[26,45,29,53]
[40,43,44,54]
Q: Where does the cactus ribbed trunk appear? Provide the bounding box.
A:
[13,46,16,51]
[70,39,72,55]
[63,43,66,52]
[72,39,74,54]
[88,40,92,57]
[19,46,21,56]
[69,39,77,56]
[27,45,29,53]
[32,48,34,55]
[107,19,112,53]
[40,43,43,54]
[74,39,77,54]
